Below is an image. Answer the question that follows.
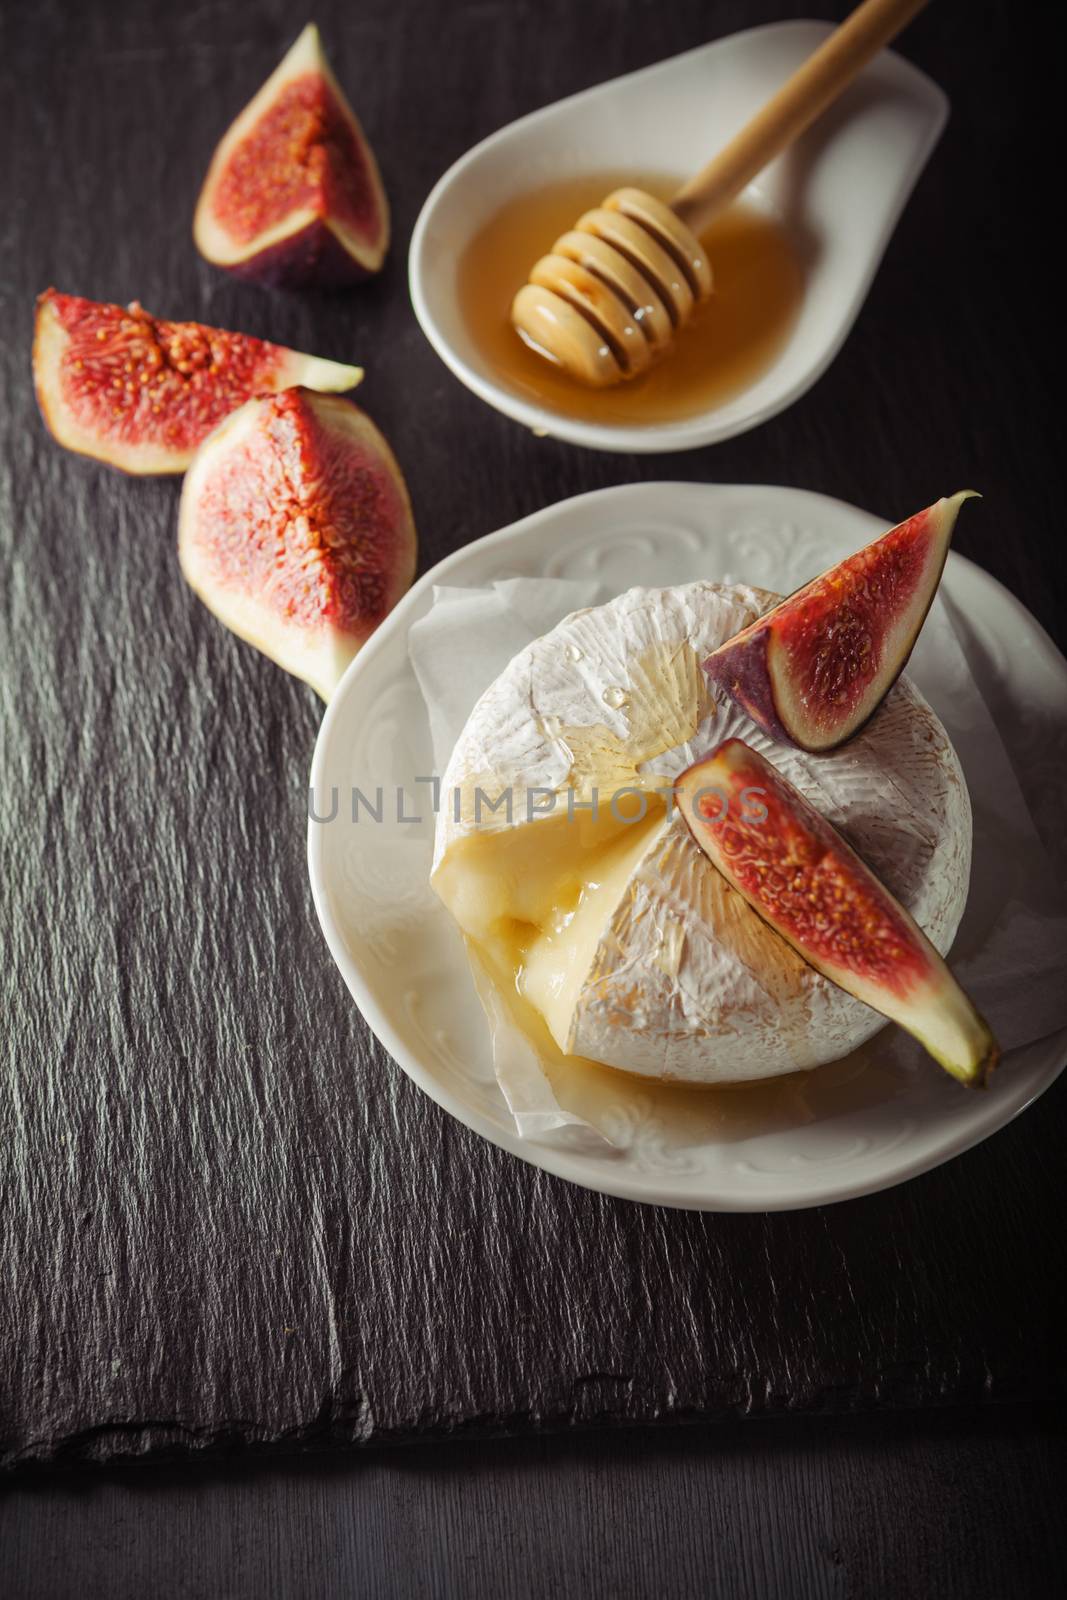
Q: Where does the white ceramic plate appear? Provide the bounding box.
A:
[308,484,1067,1211]
[409,22,947,454]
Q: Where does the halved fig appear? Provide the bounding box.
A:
[33,289,362,475]
[193,24,389,287]
[704,492,977,752]
[677,739,998,1087]
[178,388,415,700]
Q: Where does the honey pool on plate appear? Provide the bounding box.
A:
[456,174,804,425]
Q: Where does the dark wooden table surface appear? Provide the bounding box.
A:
[1,0,1064,1595]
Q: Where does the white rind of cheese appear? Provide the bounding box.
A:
[431,582,972,1084]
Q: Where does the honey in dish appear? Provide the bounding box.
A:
[456,173,804,425]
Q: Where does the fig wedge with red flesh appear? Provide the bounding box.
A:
[178,388,415,701]
[677,739,999,1087]
[33,289,362,475]
[704,492,977,752]
[194,23,389,287]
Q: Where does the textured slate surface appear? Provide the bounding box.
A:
[0,0,1063,1472]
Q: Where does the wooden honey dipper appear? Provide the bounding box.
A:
[511,0,929,387]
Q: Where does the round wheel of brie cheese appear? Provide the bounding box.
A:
[431,582,972,1084]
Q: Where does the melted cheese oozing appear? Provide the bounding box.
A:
[434,800,667,1053]
[520,813,667,1050]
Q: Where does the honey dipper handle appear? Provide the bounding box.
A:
[672,0,930,237]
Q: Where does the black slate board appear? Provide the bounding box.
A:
[1,0,1064,1470]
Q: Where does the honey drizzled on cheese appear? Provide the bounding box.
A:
[552,640,713,801]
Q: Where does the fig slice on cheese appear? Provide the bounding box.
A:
[677,738,998,1086]
[703,493,977,752]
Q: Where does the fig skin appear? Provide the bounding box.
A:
[178,388,416,701]
[32,289,362,475]
[217,225,377,293]
[193,24,389,289]
[704,493,977,753]
[677,738,999,1087]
